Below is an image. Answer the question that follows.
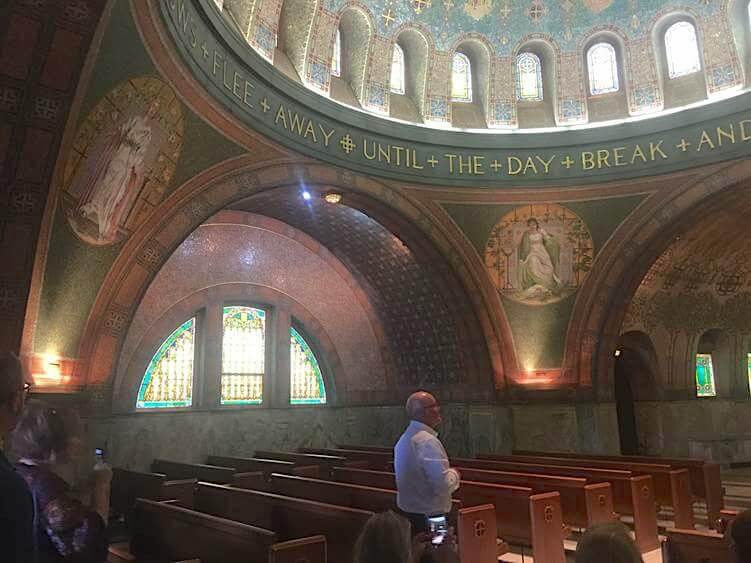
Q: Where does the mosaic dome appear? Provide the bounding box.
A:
[218,0,750,130]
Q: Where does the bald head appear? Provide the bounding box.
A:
[405,391,442,429]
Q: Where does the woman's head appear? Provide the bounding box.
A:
[9,400,81,465]
[576,522,643,563]
[354,511,412,563]
[527,218,540,229]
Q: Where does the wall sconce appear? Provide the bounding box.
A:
[614,349,622,357]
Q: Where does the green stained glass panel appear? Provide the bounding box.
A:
[137,318,195,409]
[221,306,265,405]
[695,353,716,397]
[290,327,326,405]
[747,353,751,396]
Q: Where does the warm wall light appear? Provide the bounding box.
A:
[614,349,622,357]
[323,192,342,204]
[28,353,78,390]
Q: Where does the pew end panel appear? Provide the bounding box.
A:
[529,492,566,563]
[669,469,696,529]
[663,528,732,563]
[583,482,617,527]
[457,504,498,563]
[630,475,661,553]
[269,535,327,563]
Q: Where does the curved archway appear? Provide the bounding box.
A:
[77,156,514,402]
[563,158,751,400]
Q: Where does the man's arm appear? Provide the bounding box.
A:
[416,437,460,494]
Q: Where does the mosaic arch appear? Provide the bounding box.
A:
[61,76,184,246]
[484,204,594,306]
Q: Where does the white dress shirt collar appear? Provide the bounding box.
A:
[409,419,438,436]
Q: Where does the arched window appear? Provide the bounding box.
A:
[331,29,341,77]
[391,43,405,94]
[137,318,195,409]
[695,353,716,397]
[665,21,701,79]
[221,306,265,405]
[516,52,543,101]
[747,352,751,395]
[587,43,619,95]
[290,327,327,404]
[451,52,472,102]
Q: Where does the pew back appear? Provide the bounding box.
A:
[207,455,296,475]
[193,482,373,563]
[663,528,732,563]
[152,459,237,484]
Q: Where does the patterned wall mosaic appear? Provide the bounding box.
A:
[236,189,481,386]
[217,0,744,127]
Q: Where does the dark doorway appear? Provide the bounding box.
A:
[614,350,639,455]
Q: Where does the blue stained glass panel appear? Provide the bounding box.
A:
[695,353,716,397]
[290,327,326,405]
[137,318,195,409]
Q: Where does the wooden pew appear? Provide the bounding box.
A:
[130,498,327,563]
[480,453,695,529]
[663,528,732,563]
[111,467,196,520]
[254,450,350,474]
[515,449,724,529]
[192,482,374,563]
[207,455,296,475]
[300,447,394,471]
[336,443,392,453]
[331,465,614,529]
[450,457,660,553]
[152,459,238,484]
[327,466,566,563]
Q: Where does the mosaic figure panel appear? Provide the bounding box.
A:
[62,76,183,246]
[484,204,594,305]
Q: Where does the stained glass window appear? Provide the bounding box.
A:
[221,306,265,405]
[747,353,751,396]
[516,52,543,101]
[665,21,701,79]
[695,353,716,397]
[587,43,619,95]
[331,30,341,77]
[290,327,327,405]
[451,52,472,102]
[137,318,195,408]
[391,44,405,94]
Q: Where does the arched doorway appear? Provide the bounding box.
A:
[614,331,660,454]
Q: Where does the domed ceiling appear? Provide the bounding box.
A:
[323,0,716,52]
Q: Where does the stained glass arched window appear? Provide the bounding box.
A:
[331,30,341,77]
[290,327,326,405]
[747,353,751,396]
[665,21,701,79]
[587,43,619,95]
[695,353,716,397]
[391,44,405,94]
[516,52,543,101]
[451,52,472,102]
[221,306,265,405]
[137,318,195,408]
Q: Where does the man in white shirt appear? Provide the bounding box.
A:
[394,391,460,534]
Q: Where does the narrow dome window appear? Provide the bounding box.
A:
[516,52,543,101]
[451,52,472,102]
[665,21,701,79]
[587,43,619,95]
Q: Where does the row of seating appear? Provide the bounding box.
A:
[110,447,739,563]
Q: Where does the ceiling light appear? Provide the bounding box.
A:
[614,349,622,357]
[324,192,342,204]
[302,190,312,201]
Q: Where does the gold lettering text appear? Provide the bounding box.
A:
[697,130,716,151]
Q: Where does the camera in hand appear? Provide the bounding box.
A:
[427,515,448,545]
